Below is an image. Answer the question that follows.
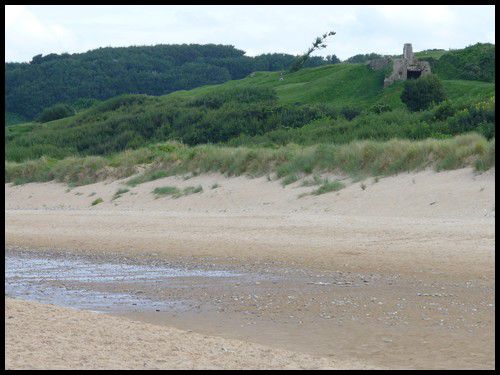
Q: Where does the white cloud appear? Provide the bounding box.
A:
[4,5,495,62]
[5,5,75,61]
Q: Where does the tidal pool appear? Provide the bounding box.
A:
[5,250,247,313]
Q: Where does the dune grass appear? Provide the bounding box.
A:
[153,185,203,198]
[112,188,130,200]
[91,197,104,206]
[5,133,495,188]
[311,180,345,195]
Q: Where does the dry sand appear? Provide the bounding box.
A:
[5,167,495,369]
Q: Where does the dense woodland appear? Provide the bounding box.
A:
[5,44,333,119]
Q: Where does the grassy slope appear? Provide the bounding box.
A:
[169,64,393,107]
[5,64,392,155]
[5,62,494,163]
[414,49,447,60]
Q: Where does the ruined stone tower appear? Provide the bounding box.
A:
[403,43,413,61]
[383,43,431,88]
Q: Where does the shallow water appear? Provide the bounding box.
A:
[5,251,246,313]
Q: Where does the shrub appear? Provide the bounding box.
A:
[370,103,392,114]
[401,74,447,112]
[340,105,362,121]
[36,103,75,123]
[445,97,495,139]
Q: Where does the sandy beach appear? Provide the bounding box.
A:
[5,167,495,369]
[6,297,369,370]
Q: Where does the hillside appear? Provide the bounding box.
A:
[5,44,330,120]
[5,60,495,163]
[5,42,494,122]
[428,43,495,82]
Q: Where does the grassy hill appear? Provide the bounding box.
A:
[6,61,494,163]
[5,44,331,120]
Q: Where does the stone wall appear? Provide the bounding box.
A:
[383,43,431,88]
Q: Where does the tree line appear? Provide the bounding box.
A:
[6,44,338,119]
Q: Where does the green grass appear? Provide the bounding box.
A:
[91,197,104,206]
[414,49,447,60]
[153,185,203,198]
[281,174,299,186]
[5,133,494,188]
[126,170,169,187]
[311,180,345,195]
[112,187,130,200]
[300,175,324,186]
[153,186,180,197]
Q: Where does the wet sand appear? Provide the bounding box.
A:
[5,167,495,369]
[7,298,367,370]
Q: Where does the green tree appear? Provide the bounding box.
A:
[401,74,447,112]
[325,54,340,64]
[6,44,332,119]
[36,103,76,123]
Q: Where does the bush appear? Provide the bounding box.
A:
[401,74,447,112]
[432,43,495,82]
[340,105,362,121]
[36,103,76,123]
[445,97,495,139]
[370,103,392,114]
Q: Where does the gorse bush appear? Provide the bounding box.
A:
[401,74,447,112]
[445,97,495,138]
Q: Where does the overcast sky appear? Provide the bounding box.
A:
[5,5,495,63]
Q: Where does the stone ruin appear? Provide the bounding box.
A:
[383,43,431,88]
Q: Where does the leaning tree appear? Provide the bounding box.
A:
[289,30,336,73]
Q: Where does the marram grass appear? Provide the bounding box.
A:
[5,133,495,187]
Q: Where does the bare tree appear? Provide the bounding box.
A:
[289,30,336,73]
